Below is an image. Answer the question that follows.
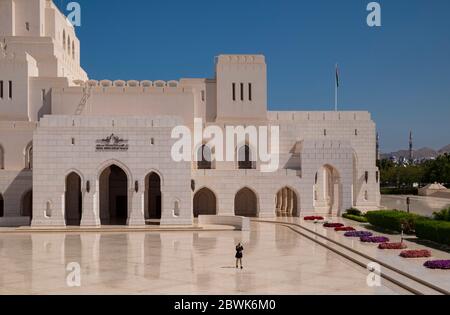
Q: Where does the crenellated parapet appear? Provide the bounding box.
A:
[69,79,191,95]
[268,111,372,122]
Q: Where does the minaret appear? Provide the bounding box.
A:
[409,131,413,163]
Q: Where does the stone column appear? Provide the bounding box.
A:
[81,181,101,227]
[128,189,145,226]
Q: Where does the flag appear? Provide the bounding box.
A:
[335,64,340,88]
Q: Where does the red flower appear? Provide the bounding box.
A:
[378,243,408,250]
[400,250,432,258]
[335,227,356,232]
[323,223,345,228]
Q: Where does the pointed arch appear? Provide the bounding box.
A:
[234,187,258,217]
[65,172,83,226]
[21,190,33,219]
[145,171,162,221]
[275,186,299,217]
[97,159,133,189]
[98,163,130,225]
[193,187,217,217]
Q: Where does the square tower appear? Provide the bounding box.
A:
[215,55,267,121]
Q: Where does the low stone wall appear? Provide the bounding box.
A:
[198,215,251,231]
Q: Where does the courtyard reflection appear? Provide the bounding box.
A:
[0,223,404,294]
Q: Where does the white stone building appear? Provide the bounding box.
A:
[0,0,380,227]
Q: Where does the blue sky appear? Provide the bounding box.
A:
[55,0,450,152]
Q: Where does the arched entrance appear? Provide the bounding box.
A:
[21,190,33,220]
[314,165,341,214]
[235,187,258,217]
[145,172,162,222]
[0,194,4,217]
[276,187,298,217]
[193,188,217,217]
[65,172,82,226]
[100,165,128,225]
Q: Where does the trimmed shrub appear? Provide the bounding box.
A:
[343,213,368,223]
[365,210,423,234]
[415,219,450,245]
[380,187,418,195]
[346,208,362,216]
[433,207,450,222]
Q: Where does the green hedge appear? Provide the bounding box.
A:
[380,187,418,195]
[433,208,450,222]
[365,210,423,234]
[346,208,363,216]
[343,213,368,223]
[415,220,450,245]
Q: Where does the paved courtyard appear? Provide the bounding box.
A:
[0,222,407,295]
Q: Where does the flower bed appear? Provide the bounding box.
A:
[335,227,356,232]
[304,216,325,221]
[360,236,390,243]
[323,223,345,228]
[344,231,373,238]
[424,260,450,270]
[378,243,408,250]
[400,250,432,258]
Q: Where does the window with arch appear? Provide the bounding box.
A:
[67,35,71,55]
[45,201,52,218]
[25,143,33,170]
[63,30,66,50]
[0,144,4,170]
[197,145,213,170]
[238,145,255,170]
[72,41,75,59]
[0,193,4,218]
[173,200,180,217]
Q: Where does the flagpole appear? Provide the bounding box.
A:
[335,63,338,112]
[335,80,337,112]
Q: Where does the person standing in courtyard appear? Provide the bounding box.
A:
[235,243,244,269]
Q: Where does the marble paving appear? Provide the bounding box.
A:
[0,223,407,295]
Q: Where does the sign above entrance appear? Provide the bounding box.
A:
[96,134,129,152]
